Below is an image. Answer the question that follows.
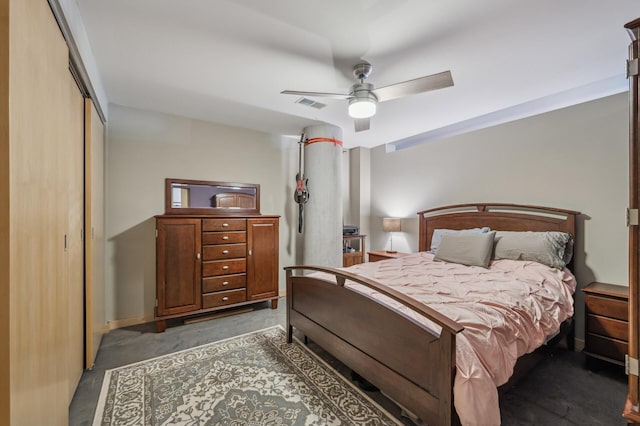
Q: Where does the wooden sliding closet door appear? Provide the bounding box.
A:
[85,98,106,368]
[9,1,71,422]
[1,0,85,423]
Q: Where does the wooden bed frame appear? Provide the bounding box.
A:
[285,203,579,426]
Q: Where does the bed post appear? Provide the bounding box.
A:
[439,329,458,425]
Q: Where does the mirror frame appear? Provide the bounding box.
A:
[165,178,261,215]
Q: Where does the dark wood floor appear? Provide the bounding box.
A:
[70,299,627,425]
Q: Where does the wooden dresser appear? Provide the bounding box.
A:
[156,215,279,331]
[583,282,629,366]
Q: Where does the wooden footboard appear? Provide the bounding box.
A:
[285,266,464,426]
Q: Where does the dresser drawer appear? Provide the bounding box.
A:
[202,259,246,277]
[587,314,628,342]
[202,289,246,308]
[586,333,628,363]
[202,274,246,293]
[203,244,246,260]
[202,231,246,245]
[585,295,628,321]
[202,218,246,232]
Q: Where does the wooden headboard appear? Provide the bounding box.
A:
[417,203,579,252]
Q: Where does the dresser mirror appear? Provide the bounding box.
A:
[165,178,260,215]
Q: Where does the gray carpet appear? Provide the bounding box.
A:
[70,299,627,425]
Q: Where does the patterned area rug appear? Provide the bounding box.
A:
[93,326,402,425]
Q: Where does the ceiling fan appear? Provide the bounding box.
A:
[281,61,454,132]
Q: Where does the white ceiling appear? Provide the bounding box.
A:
[77,0,639,149]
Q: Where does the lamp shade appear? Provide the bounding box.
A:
[382,218,401,233]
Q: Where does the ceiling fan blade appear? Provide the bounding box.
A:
[280,90,351,100]
[372,70,454,103]
[354,118,370,132]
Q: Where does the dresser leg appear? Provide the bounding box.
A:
[156,319,166,333]
[270,298,278,309]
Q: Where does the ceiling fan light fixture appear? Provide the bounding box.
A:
[281,61,453,131]
[348,97,377,119]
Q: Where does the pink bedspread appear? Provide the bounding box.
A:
[332,252,576,426]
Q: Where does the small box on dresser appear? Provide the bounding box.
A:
[583,282,629,367]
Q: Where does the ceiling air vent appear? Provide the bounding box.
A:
[295,97,326,109]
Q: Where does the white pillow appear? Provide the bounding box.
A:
[429,227,491,253]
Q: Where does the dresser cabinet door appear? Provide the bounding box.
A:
[247,218,279,300]
[156,218,202,316]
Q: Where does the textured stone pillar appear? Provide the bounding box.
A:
[302,123,343,267]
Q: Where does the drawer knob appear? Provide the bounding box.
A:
[222,236,229,240]
[222,250,229,254]
[222,296,229,301]
[222,265,229,270]
[222,281,229,286]
[222,223,229,227]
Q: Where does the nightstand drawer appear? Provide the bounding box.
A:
[586,315,628,342]
[585,333,627,363]
[369,253,390,262]
[367,251,410,262]
[585,295,628,321]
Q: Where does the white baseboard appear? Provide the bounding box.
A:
[574,338,585,351]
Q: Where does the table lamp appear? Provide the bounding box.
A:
[382,218,401,253]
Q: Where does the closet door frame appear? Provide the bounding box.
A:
[625,17,640,423]
[67,67,85,400]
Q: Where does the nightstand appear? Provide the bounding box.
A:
[368,251,410,262]
[343,235,366,267]
[583,282,629,367]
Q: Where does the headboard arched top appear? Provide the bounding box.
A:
[417,203,580,253]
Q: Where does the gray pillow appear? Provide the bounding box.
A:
[493,231,573,269]
[429,227,491,253]
[433,231,496,268]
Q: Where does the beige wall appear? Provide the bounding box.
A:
[108,92,628,340]
[368,92,629,342]
[106,104,298,324]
